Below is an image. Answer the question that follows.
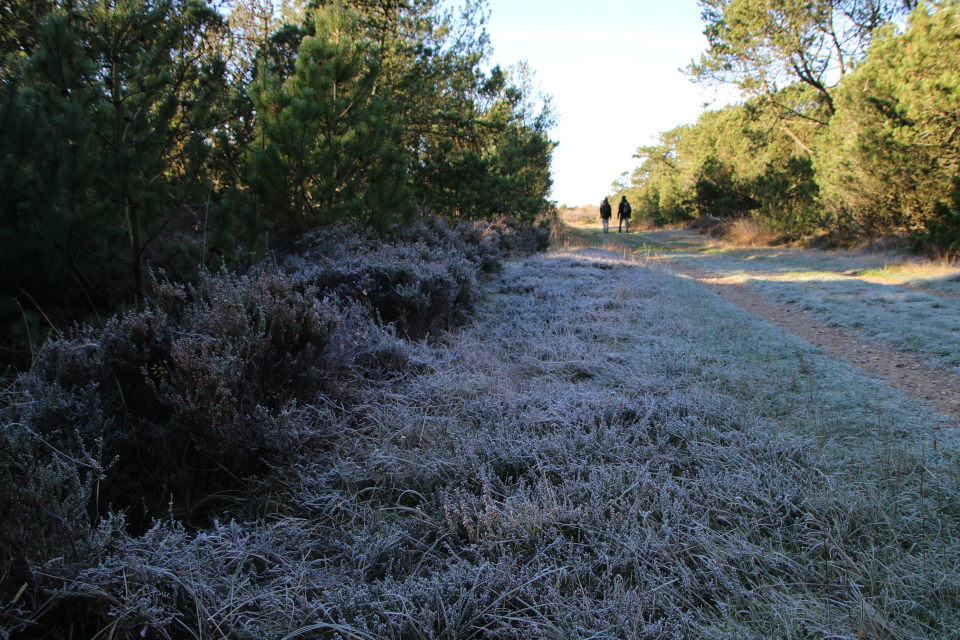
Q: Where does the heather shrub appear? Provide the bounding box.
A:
[293,224,382,262]
[0,216,550,593]
[297,215,550,276]
[405,215,505,273]
[461,216,551,258]
[454,220,512,272]
[8,270,412,530]
[0,392,111,632]
[285,216,549,337]
[399,215,550,269]
[292,242,480,337]
[0,216,561,635]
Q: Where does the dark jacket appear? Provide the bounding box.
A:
[618,198,632,219]
[599,200,612,219]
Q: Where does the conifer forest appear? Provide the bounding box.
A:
[616,0,960,250]
[3,0,960,638]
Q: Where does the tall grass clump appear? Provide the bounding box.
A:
[698,216,777,246]
[2,237,959,638]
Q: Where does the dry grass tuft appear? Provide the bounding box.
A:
[706,217,776,246]
[860,257,960,283]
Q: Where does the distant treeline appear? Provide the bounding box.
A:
[0,0,556,369]
[613,0,960,250]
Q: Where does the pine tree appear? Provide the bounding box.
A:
[248,1,414,233]
[817,0,960,234]
[0,0,228,366]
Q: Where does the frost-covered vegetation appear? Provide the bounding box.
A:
[0,218,550,636]
[4,232,960,638]
[602,226,960,373]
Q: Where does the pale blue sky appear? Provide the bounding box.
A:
[480,0,738,206]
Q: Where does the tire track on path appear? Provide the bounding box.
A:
[572,230,960,422]
[676,263,960,421]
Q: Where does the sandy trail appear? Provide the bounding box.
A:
[676,263,960,421]
[561,227,960,422]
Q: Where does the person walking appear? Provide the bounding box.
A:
[599,197,612,233]
[617,196,632,233]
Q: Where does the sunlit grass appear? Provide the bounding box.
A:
[860,260,960,296]
[578,226,960,371]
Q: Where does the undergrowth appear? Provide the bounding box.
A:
[2,232,958,639]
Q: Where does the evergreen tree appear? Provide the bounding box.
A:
[0,0,228,367]
[244,0,556,226]
[817,0,960,234]
[224,0,306,84]
[0,0,53,61]
[247,1,415,232]
[484,62,557,223]
[624,96,821,231]
[687,0,911,156]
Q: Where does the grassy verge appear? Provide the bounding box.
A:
[5,240,958,638]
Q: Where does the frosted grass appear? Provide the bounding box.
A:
[607,228,960,371]
[14,246,960,639]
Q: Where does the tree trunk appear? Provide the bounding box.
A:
[128,198,146,301]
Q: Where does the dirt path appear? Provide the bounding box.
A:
[676,264,960,420]
[561,228,960,421]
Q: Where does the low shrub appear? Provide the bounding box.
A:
[289,216,549,336]
[0,274,415,635]
[7,271,411,530]
[0,215,551,636]
[687,215,724,234]
[291,242,480,337]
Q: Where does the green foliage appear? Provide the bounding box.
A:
[653,0,937,239]
[914,176,960,256]
[0,0,233,370]
[692,155,757,218]
[414,141,492,218]
[404,56,557,224]
[246,1,556,226]
[623,127,690,225]
[622,96,821,233]
[248,1,415,232]
[689,0,909,114]
[752,154,823,233]
[0,0,52,61]
[816,0,960,234]
[0,0,558,374]
[624,0,956,241]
